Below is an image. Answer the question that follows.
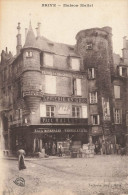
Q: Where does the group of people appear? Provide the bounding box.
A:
[44,142,57,156]
[94,140,125,155]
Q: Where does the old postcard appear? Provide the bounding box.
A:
[0,0,128,194]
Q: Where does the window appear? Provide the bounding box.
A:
[70,58,80,71]
[114,109,122,124]
[114,85,120,99]
[73,78,82,96]
[119,66,127,77]
[91,115,100,125]
[46,105,55,117]
[89,92,97,104]
[45,75,56,94]
[72,106,80,118]
[86,43,93,50]
[26,51,33,57]
[88,68,95,79]
[44,53,53,67]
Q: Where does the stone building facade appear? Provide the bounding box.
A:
[0,22,128,155]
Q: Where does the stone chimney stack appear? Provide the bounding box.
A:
[16,22,22,55]
[25,28,28,40]
[36,23,41,37]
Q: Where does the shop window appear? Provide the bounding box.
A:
[45,75,56,94]
[72,106,80,118]
[43,53,53,67]
[89,92,97,104]
[70,58,80,71]
[46,105,55,117]
[88,68,95,79]
[114,85,120,99]
[91,115,100,125]
[26,51,33,58]
[72,78,82,96]
[114,109,122,124]
[86,43,93,50]
[119,66,127,77]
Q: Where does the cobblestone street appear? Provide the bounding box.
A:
[1,155,128,195]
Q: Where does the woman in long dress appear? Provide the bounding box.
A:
[18,149,26,170]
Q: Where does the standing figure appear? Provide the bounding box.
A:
[102,140,106,154]
[52,142,56,156]
[58,143,63,157]
[17,149,26,170]
[45,143,48,155]
[94,141,99,154]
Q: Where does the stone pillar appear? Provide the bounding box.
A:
[39,139,42,152]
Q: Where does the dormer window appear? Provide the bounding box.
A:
[70,58,80,71]
[86,43,93,50]
[43,53,53,67]
[26,51,33,58]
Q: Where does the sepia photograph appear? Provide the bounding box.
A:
[0,0,128,194]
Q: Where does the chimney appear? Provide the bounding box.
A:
[6,47,8,54]
[25,28,28,40]
[123,36,127,49]
[16,22,22,55]
[36,22,41,37]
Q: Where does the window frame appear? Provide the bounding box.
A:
[26,51,33,58]
[86,43,93,50]
[45,75,56,94]
[70,57,80,71]
[43,52,54,67]
[46,105,55,118]
[72,106,81,118]
[114,85,120,99]
[88,68,95,79]
[91,114,100,125]
[114,109,122,124]
[89,92,97,104]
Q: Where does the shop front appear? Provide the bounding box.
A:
[32,127,89,156]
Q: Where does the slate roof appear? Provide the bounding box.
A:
[23,23,79,57]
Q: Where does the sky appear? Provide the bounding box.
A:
[0,0,128,57]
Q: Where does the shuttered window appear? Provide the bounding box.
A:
[82,106,87,118]
[114,109,122,124]
[89,92,97,104]
[45,75,56,94]
[44,53,53,67]
[114,85,120,99]
[40,104,46,117]
[91,115,100,125]
[71,58,80,71]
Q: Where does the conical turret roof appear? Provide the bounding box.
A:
[23,21,38,49]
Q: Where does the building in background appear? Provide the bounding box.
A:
[0,22,128,155]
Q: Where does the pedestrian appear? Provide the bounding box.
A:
[102,140,106,154]
[17,149,26,170]
[94,141,99,154]
[58,143,63,157]
[45,143,48,155]
[52,142,56,156]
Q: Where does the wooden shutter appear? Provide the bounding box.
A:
[82,106,87,118]
[40,104,46,117]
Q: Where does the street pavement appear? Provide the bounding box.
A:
[1,155,128,195]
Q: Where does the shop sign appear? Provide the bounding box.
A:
[34,128,87,133]
[42,70,85,79]
[42,95,87,103]
[40,117,88,124]
[23,90,43,97]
